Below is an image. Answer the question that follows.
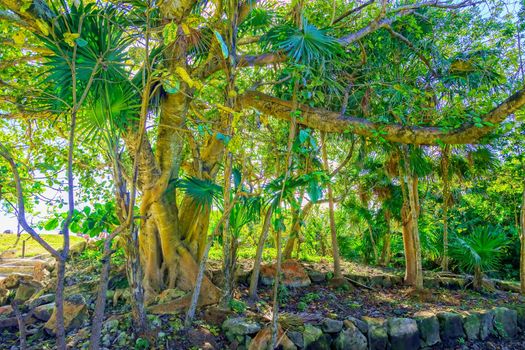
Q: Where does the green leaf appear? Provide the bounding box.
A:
[44,218,59,231]
[214,30,229,59]
[75,38,88,47]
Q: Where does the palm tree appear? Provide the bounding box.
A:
[449,226,508,290]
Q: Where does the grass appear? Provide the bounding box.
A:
[0,233,83,257]
[208,243,332,263]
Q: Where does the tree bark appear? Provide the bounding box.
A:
[380,210,391,266]
[441,145,451,271]
[400,147,423,289]
[238,87,525,145]
[321,132,342,278]
[249,206,274,299]
[520,183,525,294]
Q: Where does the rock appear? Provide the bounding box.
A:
[288,331,304,348]
[328,277,354,290]
[369,276,384,288]
[308,270,326,283]
[0,316,19,330]
[249,325,297,350]
[414,311,440,347]
[509,305,525,331]
[387,317,420,350]
[382,276,393,288]
[44,294,87,335]
[14,281,40,303]
[222,317,261,342]
[33,302,55,321]
[259,260,311,288]
[321,318,343,333]
[0,287,8,305]
[345,316,369,334]
[478,309,495,340]
[0,305,13,316]
[157,288,185,304]
[203,306,234,326]
[492,307,517,339]
[26,293,54,309]
[70,241,87,255]
[33,261,51,282]
[333,321,367,350]
[462,312,481,341]
[302,324,323,348]
[363,317,388,350]
[437,312,465,343]
[0,250,16,259]
[0,274,32,289]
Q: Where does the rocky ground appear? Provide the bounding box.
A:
[0,247,524,349]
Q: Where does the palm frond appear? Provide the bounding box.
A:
[175,177,223,208]
[261,18,341,65]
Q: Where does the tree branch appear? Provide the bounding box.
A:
[238,88,525,145]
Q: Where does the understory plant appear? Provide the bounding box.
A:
[449,226,508,290]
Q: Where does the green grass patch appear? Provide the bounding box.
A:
[208,243,332,263]
[0,233,83,257]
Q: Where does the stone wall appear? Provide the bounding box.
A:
[222,305,525,350]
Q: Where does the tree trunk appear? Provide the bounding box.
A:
[441,145,450,271]
[400,147,423,289]
[401,203,417,284]
[379,210,391,266]
[473,266,483,291]
[408,178,423,289]
[249,206,274,299]
[55,258,67,350]
[12,300,27,350]
[321,132,342,278]
[520,186,525,294]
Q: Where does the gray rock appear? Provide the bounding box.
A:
[321,318,343,333]
[492,307,518,339]
[437,312,465,342]
[288,330,304,348]
[509,305,525,331]
[222,317,261,342]
[462,312,481,341]
[387,317,420,350]
[14,281,39,303]
[345,316,369,334]
[478,309,494,340]
[26,293,54,309]
[363,317,388,350]
[306,334,331,350]
[303,324,323,348]
[33,302,55,321]
[308,271,326,283]
[333,321,367,350]
[414,311,440,347]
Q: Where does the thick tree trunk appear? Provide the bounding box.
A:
[401,204,417,284]
[400,147,423,289]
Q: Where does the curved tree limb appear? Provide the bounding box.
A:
[238,88,525,145]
